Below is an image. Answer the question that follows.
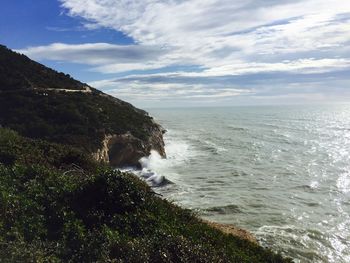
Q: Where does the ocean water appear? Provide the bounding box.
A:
[139,105,350,262]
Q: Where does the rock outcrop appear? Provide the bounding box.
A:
[92,121,166,167]
[204,220,258,244]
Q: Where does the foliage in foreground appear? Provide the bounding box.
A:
[0,129,290,262]
[0,128,98,172]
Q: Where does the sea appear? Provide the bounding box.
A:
[130,104,350,262]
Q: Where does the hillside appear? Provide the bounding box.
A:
[0,128,290,262]
[0,45,85,91]
[0,45,290,262]
[0,45,165,167]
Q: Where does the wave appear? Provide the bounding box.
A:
[293,181,320,192]
[138,151,173,187]
[227,125,249,132]
[255,225,349,263]
[119,151,171,187]
[163,132,195,164]
[202,140,228,154]
[122,133,195,187]
[204,204,242,215]
[187,135,227,155]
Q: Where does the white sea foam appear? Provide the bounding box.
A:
[120,155,167,187]
[163,132,194,164]
[122,131,195,187]
[138,150,168,187]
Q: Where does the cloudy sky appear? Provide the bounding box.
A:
[1,0,350,107]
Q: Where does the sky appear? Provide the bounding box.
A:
[1,0,350,108]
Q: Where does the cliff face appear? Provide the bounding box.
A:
[92,121,166,167]
[0,45,165,167]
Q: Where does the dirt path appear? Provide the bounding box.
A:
[0,86,92,94]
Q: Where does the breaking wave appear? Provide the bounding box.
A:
[123,130,195,187]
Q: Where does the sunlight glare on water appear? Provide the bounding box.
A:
[144,104,350,262]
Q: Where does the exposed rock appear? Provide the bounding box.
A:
[144,119,167,157]
[92,121,166,167]
[204,220,258,244]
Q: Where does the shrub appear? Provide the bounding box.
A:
[0,162,290,262]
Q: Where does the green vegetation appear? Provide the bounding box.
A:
[0,128,98,171]
[0,45,157,154]
[0,90,154,153]
[0,128,290,262]
[0,45,83,91]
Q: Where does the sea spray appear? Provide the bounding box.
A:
[139,150,170,187]
[121,130,196,187]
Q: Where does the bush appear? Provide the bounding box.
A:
[0,128,98,172]
[0,161,290,262]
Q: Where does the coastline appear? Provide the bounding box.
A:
[122,156,259,245]
[0,45,290,262]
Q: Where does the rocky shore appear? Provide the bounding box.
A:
[204,220,258,244]
[92,120,166,167]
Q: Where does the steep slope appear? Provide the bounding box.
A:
[0,128,290,262]
[0,45,165,167]
[0,44,84,91]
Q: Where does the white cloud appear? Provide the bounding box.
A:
[17,42,168,73]
[90,77,254,106]
[21,0,347,75]
[18,0,350,105]
[59,0,350,58]
[186,58,350,77]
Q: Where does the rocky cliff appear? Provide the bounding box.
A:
[92,120,166,167]
[0,45,165,167]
